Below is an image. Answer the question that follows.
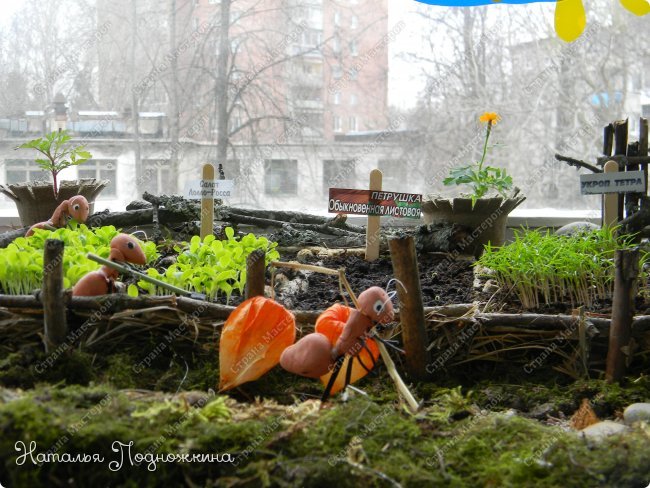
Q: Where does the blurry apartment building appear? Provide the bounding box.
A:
[0,0,404,219]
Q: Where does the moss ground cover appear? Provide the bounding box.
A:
[1,342,648,487]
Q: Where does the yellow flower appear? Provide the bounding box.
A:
[479,112,500,125]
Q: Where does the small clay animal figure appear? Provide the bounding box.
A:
[25,195,90,237]
[280,286,395,379]
[72,234,146,296]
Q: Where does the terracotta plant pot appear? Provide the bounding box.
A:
[421,194,526,257]
[0,179,109,227]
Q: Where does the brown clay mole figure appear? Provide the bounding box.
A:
[72,234,146,296]
[25,195,90,237]
[280,286,394,378]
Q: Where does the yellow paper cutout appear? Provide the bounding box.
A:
[555,0,587,42]
[619,0,650,15]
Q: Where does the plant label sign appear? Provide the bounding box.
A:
[328,188,422,219]
[184,179,235,199]
[580,171,646,195]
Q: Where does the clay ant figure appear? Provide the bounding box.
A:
[280,284,398,400]
[25,195,90,237]
[72,234,146,296]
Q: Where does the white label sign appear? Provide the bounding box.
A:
[580,171,646,195]
[184,179,235,199]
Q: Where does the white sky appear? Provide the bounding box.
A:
[388,0,427,109]
[0,0,26,26]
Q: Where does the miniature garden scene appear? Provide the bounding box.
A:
[0,0,649,487]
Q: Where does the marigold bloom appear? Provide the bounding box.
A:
[479,112,500,125]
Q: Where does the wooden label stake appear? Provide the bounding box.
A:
[365,169,382,261]
[603,160,619,228]
[201,163,215,239]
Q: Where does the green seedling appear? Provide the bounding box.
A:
[0,225,158,294]
[476,227,648,309]
[16,130,92,198]
[139,228,280,302]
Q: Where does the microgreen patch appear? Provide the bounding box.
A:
[137,228,280,302]
[476,227,649,309]
[0,225,158,295]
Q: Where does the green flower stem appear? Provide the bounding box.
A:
[478,121,492,173]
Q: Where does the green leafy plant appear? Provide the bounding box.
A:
[476,227,648,309]
[443,112,513,206]
[0,225,158,294]
[138,228,280,302]
[15,130,92,198]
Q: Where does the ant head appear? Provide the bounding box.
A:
[109,233,146,265]
[358,286,395,324]
[68,195,90,222]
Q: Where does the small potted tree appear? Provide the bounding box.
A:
[421,112,525,256]
[0,130,108,227]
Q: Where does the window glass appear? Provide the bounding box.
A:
[77,159,118,198]
[2,0,644,216]
[348,116,358,132]
[378,159,409,192]
[265,159,298,195]
[323,159,356,193]
[333,116,342,133]
[142,160,173,196]
[4,159,51,185]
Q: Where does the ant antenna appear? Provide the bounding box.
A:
[385,278,406,296]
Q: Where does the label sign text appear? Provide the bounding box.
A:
[328,188,422,219]
[184,179,235,199]
[580,171,646,195]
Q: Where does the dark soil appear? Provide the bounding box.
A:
[149,246,650,315]
[474,281,650,315]
[273,253,475,310]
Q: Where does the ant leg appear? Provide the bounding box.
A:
[344,355,353,390]
[321,355,344,402]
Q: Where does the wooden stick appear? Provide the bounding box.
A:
[388,236,429,380]
[640,118,649,157]
[625,142,641,226]
[225,213,362,236]
[614,120,628,222]
[614,119,629,155]
[245,249,266,299]
[603,123,614,157]
[269,260,341,276]
[606,248,638,382]
[342,277,420,413]
[640,118,648,197]
[554,154,602,173]
[0,294,473,324]
[86,253,195,297]
[201,163,215,239]
[43,239,67,352]
[596,155,650,166]
[365,169,382,261]
[603,161,619,228]
[376,341,420,412]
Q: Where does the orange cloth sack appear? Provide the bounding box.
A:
[219,297,296,391]
[315,303,380,395]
